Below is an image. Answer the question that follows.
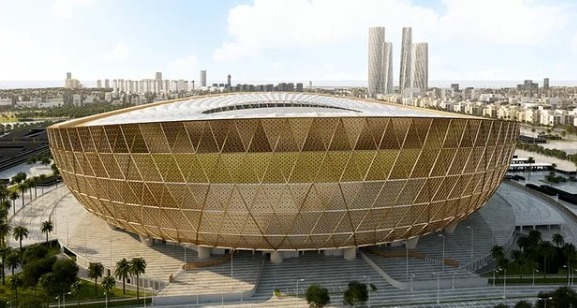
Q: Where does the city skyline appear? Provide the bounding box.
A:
[0,0,576,83]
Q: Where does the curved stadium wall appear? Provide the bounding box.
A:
[47,94,519,251]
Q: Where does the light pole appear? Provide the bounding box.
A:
[295,278,304,306]
[405,240,409,279]
[533,269,539,286]
[466,226,474,264]
[540,296,553,308]
[439,234,445,272]
[410,274,415,292]
[564,264,571,285]
[63,291,70,307]
[433,272,440,304]
[55,295,60,308]
[104,292,108,308]
[363,275,371,308]
[451,271,456,289]
[231,249,234,279]
[502,268,507,299]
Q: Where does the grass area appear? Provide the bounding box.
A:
[0,113,17,123]
[0,277,153,307]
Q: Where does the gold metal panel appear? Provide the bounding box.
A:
[48,113,519,250]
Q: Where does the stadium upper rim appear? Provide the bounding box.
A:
[55,92,482,127]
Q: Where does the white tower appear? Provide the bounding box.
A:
[399,27,413,91]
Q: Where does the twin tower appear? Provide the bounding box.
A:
[368,27,428,97]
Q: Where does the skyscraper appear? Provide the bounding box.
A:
[200,70,207,87]
[399,27,412,91]
[368,27,393,97]
[411,43,428,93]
[368,27,385,97]
[543,78,550,90]
[155,72,162,80]
[383,42,394,94]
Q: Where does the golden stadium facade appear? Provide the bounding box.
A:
[47,93,518,251]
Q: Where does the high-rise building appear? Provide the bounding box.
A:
[96,80,102,88]
[66,72,72,80]
[368,27,394,97]
[368,27,385,97]
[227,74,232,88]
[155,72,162,81]
[399,27,412,91]
[543,78,550,90]
[200,70,207,87]
[104,79,110,89]
[411,43,428,93]
[383,42,394,94]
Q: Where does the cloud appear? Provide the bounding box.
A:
[51,0,95,19]
[166,54,199,79]
[214,0,568,63]
[103,43,131,62]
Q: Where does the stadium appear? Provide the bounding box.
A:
[47,93,518,260]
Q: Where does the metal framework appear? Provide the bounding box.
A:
[48,94,519,251]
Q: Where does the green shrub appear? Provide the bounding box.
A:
[274,288,281,297]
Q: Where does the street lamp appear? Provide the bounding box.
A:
[451,271,456,289]
[502,268,507,299]
[410,274,415,292]
[363,275,371,308]
[439,234,445,272]
[466,226,474,264]
[533,269,539,286]
[564,264,571,285]
[433,272,441,304]
[231,249,235,279]
[104,292,108,308]
[540,296,553,308]
[295,278,305,306]
[55,296,60,308]
[404,240,409,279]
[63,291,71,307]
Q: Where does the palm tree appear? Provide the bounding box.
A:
[102,276,116,304]
[12,226,29,255]
[70,279,82,307]
[38,174,47,194]
[511,249,528,279]
[552,233,565,248]
[0,185,8,203]
[0,220,12,247]
[88,262,104,296]
[40,220,54,245]
[17,183,28,208]
[1,200,10,217]
[130,257,147,300]
[0,246,11,284]
[114,258,130,294]
[5,250,20,276]
[9,274,22,304]
[540,241,555,278]
[27,177,37,199]
[8,191,18,215]
[491,245,505,263]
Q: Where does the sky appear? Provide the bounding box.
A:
[0,0,576,86]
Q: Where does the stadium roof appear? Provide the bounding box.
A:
[82,93,474,126]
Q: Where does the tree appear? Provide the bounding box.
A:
[129,257,147,300]
[9,274,22,305]
[70,280,82,307]
[5,250,20,277]
[40,220,54,245]
[12,225,29,255]
[514,300,533,308]
[306,284,330,308]
[550,286,577,308]
[114,258,130,294]
[47,259,79,296]
[38,174,47,194]
[88,262,104,296]
[0,246,10,284]
[511,249,529,279]
[8,190,18,215]
[0,219,11,247]
[343,281,368,307]
[102,276,116,305]
[27,177,37,199]
[17,183,28,208]
[540,241,555,277]
[553,233,565,248]
[491,245,505,263]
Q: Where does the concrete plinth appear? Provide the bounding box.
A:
[271,251,283,264]
[343,247,356,261]
[197,246,211,259]
[139,235,153,247]
[405,237,419,249]
[445,222,458,233]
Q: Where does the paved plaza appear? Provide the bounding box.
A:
[7,180,577,307]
